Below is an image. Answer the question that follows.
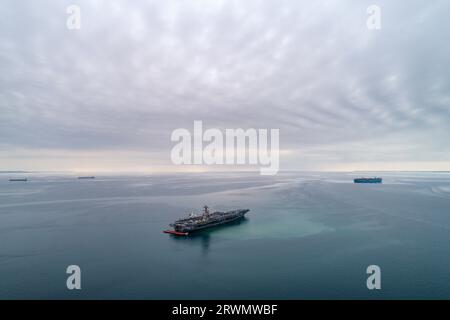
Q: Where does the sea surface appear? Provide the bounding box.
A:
[0,171,449,299]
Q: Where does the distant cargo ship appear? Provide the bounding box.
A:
[354,177,382,183]
[9,178,27,182]
[78,176,95,179]
[164,206,250,236]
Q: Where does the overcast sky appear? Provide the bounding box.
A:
[1,0,449,172]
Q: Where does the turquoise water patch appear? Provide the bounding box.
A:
[212,215,333,240]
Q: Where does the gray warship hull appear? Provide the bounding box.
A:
[168,208,250,234]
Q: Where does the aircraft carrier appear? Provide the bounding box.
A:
[164,206,250,236]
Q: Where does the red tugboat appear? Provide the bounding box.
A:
[163,230,189,236]
[163,205,250,236]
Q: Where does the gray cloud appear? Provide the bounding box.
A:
[1,0,450,171]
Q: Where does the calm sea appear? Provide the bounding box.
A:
[0,172,449,299]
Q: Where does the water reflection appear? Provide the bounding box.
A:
[169,218,250,255]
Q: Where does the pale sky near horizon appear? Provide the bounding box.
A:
[1,0,450,172]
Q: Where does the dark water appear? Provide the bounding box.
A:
[0,172,449,299]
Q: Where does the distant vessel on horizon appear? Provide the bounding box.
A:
[164,205,250,236]
[78,176,95,179]
[9,178,28,182]
[354,177,382,183]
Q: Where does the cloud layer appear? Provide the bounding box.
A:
[1,0,450,171]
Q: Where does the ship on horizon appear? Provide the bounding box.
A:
[354,177,382,183]
[164,206,250,236]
